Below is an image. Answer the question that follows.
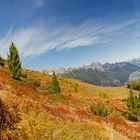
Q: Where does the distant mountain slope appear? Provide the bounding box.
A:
[61,62,140,86]
[127,58,140,67]
[129,71,140,81]
[104,62,140,83]
[62,68,121,86]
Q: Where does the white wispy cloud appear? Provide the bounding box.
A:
[0,19,137,58]
[35,0,45,7]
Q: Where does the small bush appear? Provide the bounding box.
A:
[73,83,79,93]
[40,73,61,94]
[27,78,40,87]
[0,55,6,66]
[127,80,140,91]
[99,92,108,98]
[60,77,80,93]
[90,103,109,117]
[126,90,140,121]
[40,84,53,90]
[21,73,27,78]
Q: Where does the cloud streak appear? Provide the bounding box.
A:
[35,0,45,7]
[0,19,137,58]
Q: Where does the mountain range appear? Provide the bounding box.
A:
[127,58,140,67]
[47,58,140,86]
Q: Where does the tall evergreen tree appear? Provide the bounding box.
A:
[7,42,21,80]
[51,72,60,94]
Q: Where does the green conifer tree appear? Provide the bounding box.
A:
[7,42,21,80]
[51,72,60,94]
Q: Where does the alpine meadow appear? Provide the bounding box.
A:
[0,0,140,140]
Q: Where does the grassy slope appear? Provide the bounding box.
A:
[0,67,140,140]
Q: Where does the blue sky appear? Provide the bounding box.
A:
[0,0,140,69]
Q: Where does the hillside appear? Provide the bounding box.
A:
[127,58,140,67]
[61,62,140,86]
[0,66,140,140]
[129,71,140,81]
[62,68,121,86]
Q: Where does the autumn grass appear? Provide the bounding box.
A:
[0,67,139,140]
